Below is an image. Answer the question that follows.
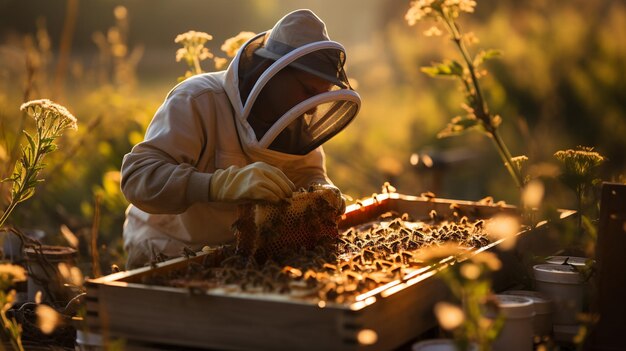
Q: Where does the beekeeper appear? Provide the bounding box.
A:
[120,9,361,268]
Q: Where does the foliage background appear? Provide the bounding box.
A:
[1,0,624,272]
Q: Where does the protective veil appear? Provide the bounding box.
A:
[232,10,361,161]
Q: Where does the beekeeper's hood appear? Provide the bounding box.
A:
[223,9,360,163]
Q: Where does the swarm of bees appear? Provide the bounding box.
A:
[145,197,495,305]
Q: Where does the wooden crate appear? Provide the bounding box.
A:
[85,193,569,351]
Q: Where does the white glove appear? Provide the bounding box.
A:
[209,162,295,203]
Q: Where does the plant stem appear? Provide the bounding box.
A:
[192,54,202,75]
[442,13,524,189]
[0,202,18,230]
[0,127,45,229]
[490,129,523,188]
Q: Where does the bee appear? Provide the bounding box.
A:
[429,209,438,220]
[323,263,338,271]
[474,219,485,230]
[421,191,436,200]
[362,249,377,261]
[479,196,494,205]
[382,182,396,194]
[344,270,361,281]
[371,193,379,204]
[390,265,403,277]
[182,246,197,259]
[388,218,403,229]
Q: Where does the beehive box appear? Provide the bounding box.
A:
[85,193,569,351]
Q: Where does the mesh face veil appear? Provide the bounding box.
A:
[237,32,361,156]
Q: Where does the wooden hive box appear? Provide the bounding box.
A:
[85,193,570,350]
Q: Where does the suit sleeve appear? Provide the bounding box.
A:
[120,91,213,214]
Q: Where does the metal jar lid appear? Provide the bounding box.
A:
[533,263,582,284]
[494,294,535,319]
[501,290,553,314]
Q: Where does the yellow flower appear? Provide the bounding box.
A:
[406,0,477,25]
[424,26,443,37]
[175,30,212,45]
[36,304,61,334]
[214,57,228,70]
[0,263,26,282]
[460,262,481,279]
[470,251,502,271]
[554,146,605,178]
[405,0,436,25]
[221,31,256,57]
[434,301,465,330]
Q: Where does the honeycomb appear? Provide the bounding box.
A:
[232,185,343,261]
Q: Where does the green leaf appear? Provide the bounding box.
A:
[17,187,35,203]
[437,116,482,138]
[41,144,57,154]
[474,49,502,67]
[24,131,36,152]
[449,60,464,76]
[421,60,465,79]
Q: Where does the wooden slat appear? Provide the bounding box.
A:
[94,283,353,351]
[586,182,626,351]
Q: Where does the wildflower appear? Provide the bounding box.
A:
[460,262,481,279]
[405,0,436,25]
[0,264,26,283]
[175,30,213,45]
[20,99,78,132]
[406,0,477,25]
[175,30,217,77]
[1,100,78,229]
[214,57,228,70]
[510,155,528,177]
[60,224,79,248]
[435,301,465,330]
[522,179,544,209]
[464,31,480,45]
[485,214,520,250]
[449,0,477,13]
[113,5,127,20]
[554,146,605,183]
[470,251,501,271]
[221,31,256,57]
[36,304,61,334]
[424,26,443,37]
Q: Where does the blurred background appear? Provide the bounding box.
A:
[1,0,625,271]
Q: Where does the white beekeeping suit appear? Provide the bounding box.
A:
[120,9,360,268]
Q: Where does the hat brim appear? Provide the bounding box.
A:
[255,48,347,89]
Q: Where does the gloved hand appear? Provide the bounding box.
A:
[309,182,346,215]
[209,162,295,203]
